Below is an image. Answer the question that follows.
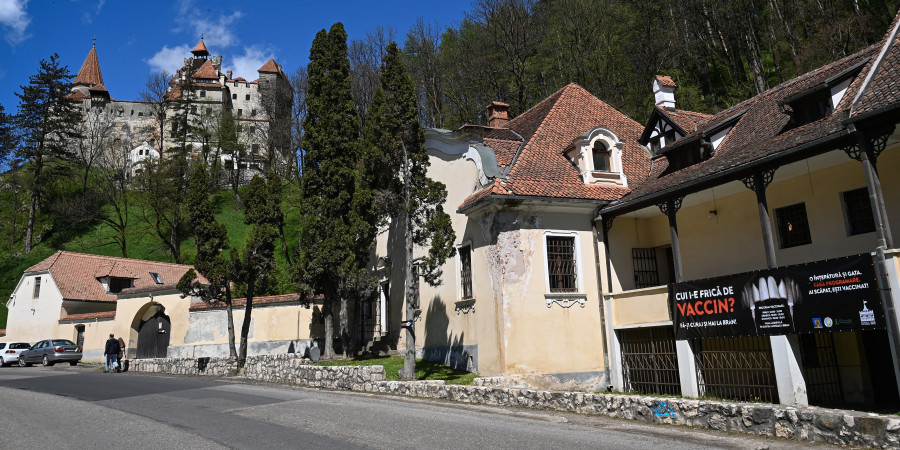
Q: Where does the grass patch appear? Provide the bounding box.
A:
[315,355,478,385]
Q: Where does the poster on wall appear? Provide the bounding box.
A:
[671,253,884,340]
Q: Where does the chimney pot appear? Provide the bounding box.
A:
[487,101,510,128]
[653,75,677,111]
[226,70,233,79]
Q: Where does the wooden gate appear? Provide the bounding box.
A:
[136,310,171,358]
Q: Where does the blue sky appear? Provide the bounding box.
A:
[0,0,471,111]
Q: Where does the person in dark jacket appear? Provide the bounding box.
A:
[104,334,120,373]
[116,336,127,373]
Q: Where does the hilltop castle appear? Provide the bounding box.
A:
[68,39,293,179]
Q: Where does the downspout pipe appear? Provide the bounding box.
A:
[593,209,612,390]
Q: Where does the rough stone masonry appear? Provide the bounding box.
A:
[131,355,900,448]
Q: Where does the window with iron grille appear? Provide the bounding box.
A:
[632,248,660,289]
[546,235,578,292]
[775,203,811,248]
[459,245,473,299]
[842,188,875,236]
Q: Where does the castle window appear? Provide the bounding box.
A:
[775,203,812,249]
[842,187,875,236]
[251,109,257,117]
[252,144,260,153]
[200,90,206,98]
[238,109,242,117]
[191,106,197,114]
[236,125,242,132]
[232,93,237,99]
[245,94,250,101]
[592,141,609,172]
[138,112,143,116]
[458,244,473,300]
[545,233,579,293]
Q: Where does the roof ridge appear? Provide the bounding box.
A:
[506,83,571,128]
[52,250,194,268]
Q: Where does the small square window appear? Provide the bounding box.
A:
[232,94,237,100]
[546,235,578,292]
[842,187,875,236]
[775,203,812,248]
[150,272,163,284]
[459,245,473,299]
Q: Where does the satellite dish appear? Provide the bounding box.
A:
[309,345,321,362]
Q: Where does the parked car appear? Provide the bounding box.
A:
[0,342,32,366]
[18,339,82,367]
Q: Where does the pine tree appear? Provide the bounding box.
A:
[365,43,456,379]
[296,23,372,360]
[236,174,279,363]
[179,162,238,358]
[13,54,83,253]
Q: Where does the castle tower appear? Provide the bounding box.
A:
[70,40,110,102]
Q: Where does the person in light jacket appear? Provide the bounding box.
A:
[116,337,126,373]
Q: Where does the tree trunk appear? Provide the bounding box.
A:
[24,161,42,254]
[238,280,254,368]
[224,285,238,358]
[340,295,349,358]
[279,225,292,266]
[323,299,335,359]
[400,144,417,380]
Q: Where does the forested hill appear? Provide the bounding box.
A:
[402,0,900,128]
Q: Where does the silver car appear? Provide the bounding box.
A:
[18,339,82,367]
[0,342,31,366]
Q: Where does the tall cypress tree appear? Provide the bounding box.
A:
[365,43,456,379]
[296,23,371,359]
[14,54,83,253]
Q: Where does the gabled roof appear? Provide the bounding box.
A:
[848,9,900,120]
[604,41,881,215]
[258,58,280,73]
[459,83,650,211]
[192,59,219,79]
[59,311,116,323]
[655,75,677,88]
[74,46,104,87]
[639,106,714,143]
[25,251,202,302]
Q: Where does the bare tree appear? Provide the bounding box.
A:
[349,26,396,132]
[139,71,172,155]
[74,105,116,194]
[404,19,446,128]
[92,137,134,257]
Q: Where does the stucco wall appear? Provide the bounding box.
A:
[4,273,65,343]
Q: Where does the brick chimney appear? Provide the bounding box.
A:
[487,101,510,128]
[653,75,677,111]
[226,70,233,80]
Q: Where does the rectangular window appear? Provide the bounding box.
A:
[632,248,660,289]
[842,188,875,236]
[237,109,243,117]
[150,272,163,284]
[108,277,132,294]
[547,236,577,292]
[236,125,242,132]
[459,245,473,299]
[33,276,41,298]
[200,90,206,98]
[232,93,237,99]
[245,94,251,101]
[252,144,260,153]
[191,106,197,114]
[775,203,812,248]
[251,109,257,117]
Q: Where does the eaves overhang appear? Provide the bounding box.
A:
[459,194,607,216]
[598,129,852,220]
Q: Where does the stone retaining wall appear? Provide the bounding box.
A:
[131,357,899,448]
[131,354,385,390]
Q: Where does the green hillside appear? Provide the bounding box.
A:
[0,181,301,329]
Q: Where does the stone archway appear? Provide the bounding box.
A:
[135,306,171,359]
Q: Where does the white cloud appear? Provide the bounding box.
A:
[0,0,31,46]
[81,0,106,25]
[147,44,191,75]
[174,0,242,50]
[230,46,274,80]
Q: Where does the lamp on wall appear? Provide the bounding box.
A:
[708,209,718,219]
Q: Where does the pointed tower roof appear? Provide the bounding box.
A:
[191,38,209,57]
[74,43,105,87]
[257,58,280,73]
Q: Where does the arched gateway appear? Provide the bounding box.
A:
[136,307,171,359]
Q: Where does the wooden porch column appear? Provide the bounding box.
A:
[658,197,685,282]
[741,169,778,269]
[846,124,900,395]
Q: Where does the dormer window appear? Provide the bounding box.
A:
[782,88,832,128]
[108,277,133,294]
[592,141,609,172]
[565,127,627,187]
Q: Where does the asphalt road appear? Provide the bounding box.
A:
[0,365,819,450]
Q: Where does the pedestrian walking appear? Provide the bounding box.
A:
[104,334,120,373]
[116,336,126,373]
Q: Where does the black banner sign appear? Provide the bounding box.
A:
[672,254,883,339]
